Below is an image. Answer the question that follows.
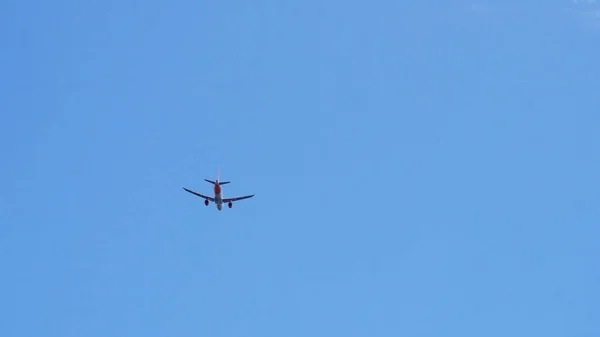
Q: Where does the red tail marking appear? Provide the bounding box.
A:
[215,168,221,194]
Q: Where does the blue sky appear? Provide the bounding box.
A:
[1,0,599,336]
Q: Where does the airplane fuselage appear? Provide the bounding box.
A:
[215,194,224,210]
[214,184,224,211]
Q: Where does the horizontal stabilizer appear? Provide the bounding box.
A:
[204,179,230,185]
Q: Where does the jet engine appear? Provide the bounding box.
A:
[228,201,233,208]
[204,199,209,206]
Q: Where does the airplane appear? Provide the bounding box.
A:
[183,171,255,211]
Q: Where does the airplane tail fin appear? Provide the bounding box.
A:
[205,170,230,185]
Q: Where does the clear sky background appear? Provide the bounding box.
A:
[1,0,598,336]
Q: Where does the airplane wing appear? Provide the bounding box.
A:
[183,187,215,202]
[223,194,255,202]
